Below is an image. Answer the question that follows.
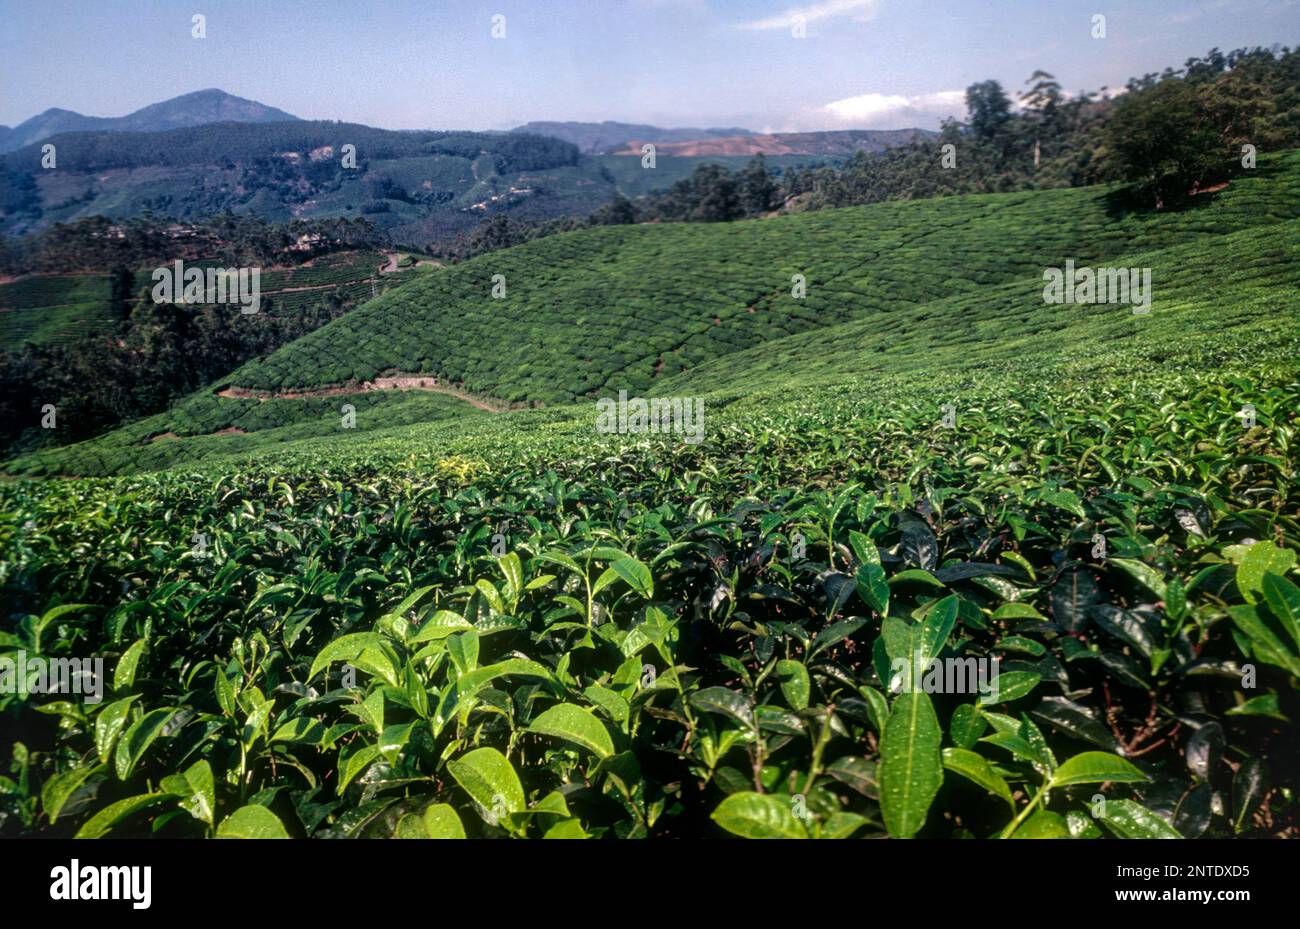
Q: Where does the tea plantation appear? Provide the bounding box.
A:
[0,153,1296,839]
[0,274,115,350]
[0,250,427,353]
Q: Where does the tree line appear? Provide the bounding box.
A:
[440,44,1299,262]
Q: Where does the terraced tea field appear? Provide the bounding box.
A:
[0,274,114,349]
[0,250,430,351]
[0,152,1296,841]
[199,153,1300,406]
[10,152,1297,478]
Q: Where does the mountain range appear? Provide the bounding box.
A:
[0,89,299,153]
[1,90,928,245]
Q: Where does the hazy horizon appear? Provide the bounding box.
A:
[2,0,1296,133]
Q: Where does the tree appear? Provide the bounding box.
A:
[739,153,778,216]
[590,193,637,225]
[1020,70,1063,115]
[469,214,527,252]
[1102,79,1221,208]
[1020,71,1063,168]
[690,164,743,223]
[965,80,1013,141]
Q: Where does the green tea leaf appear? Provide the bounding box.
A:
[879,691,943,838]
[710,792,808,839]
[690,686,754,728]
[775,659,811,710]
[527,703,615,757]
[423,803,468,838]
[1010,809,1072,838]
[1236,540,1296,604]
[949,703,986,749]
[977,670,1041,706]
[611,556,654,599]
[856,562,889,615]
[216,804,291,838]
[1231,757,1268,834]
[114,707,176,780]
[75,793,167,839]
[160,759,215,828]
[94,696,137,764]
[42,763,103,824]
[447,747,526,822]
[1096,799,1181,838]
[113,637,147,691]
[1261,572,1300,651]
[1049,751,1148,788]
[942,747,1013,809]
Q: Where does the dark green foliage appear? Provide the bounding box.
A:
[1103,80,1231,208]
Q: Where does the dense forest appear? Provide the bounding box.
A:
[0,293,356,455]
[784,45,1299,210]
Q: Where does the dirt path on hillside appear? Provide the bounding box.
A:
[216,373,510,412]
[275,281,369,295]
[151,426,246,442]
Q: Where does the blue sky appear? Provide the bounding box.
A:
[1,0,1296,131]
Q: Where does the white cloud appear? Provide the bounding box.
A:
[740,0,882,31]
[809,89,965,129]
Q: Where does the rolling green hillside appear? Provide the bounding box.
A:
[657,221,1297,397]
[6,152,1297,478]
[1,123,582,243]
[213,151,1300,405]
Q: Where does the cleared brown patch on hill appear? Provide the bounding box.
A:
[216,372,517,413]
[150,426,244,442]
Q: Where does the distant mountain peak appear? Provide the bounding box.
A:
[0,90,299,153]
